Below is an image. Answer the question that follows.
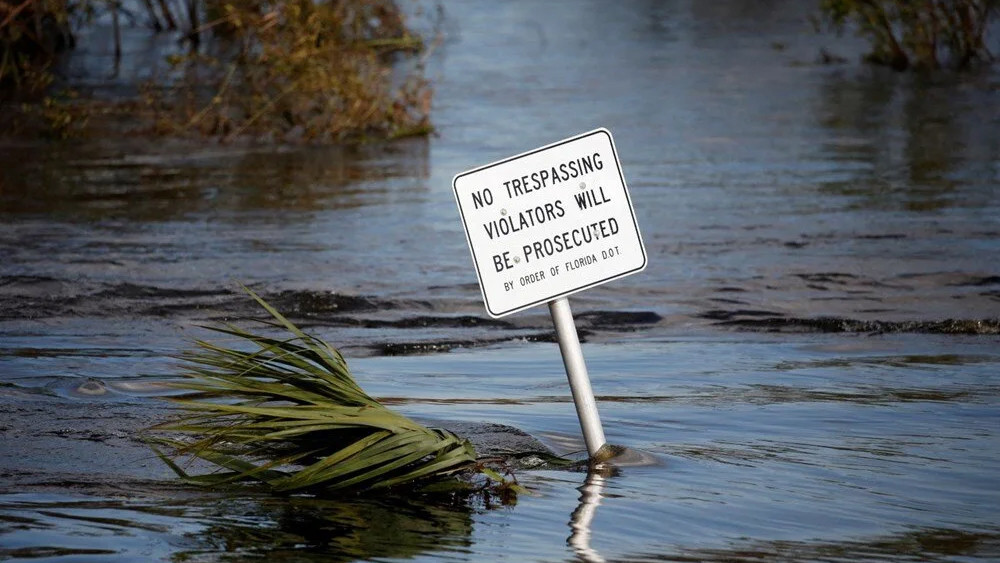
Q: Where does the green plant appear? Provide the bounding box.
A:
[148,287,481,493]
[819,0,998,70]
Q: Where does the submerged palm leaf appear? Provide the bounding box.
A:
[148,287,477,492]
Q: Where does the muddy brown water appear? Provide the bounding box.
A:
[2,1,999,561]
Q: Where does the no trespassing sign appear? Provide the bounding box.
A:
[453,128,647,318]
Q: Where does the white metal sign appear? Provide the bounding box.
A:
[453,128,646,318]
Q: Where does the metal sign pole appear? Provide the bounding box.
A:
[548,297,607,459]
[454,129,644,463]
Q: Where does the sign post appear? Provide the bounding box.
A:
[549,297,606,457]
[453,128,646,460]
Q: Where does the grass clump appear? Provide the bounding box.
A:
[149,1,434,142]
[0,0,73,92]
[819,0,998,70]
[147,287,509,495]
[2,1,434,141]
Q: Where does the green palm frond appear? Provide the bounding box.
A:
[147,286,478,493]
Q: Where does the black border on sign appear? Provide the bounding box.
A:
[452,127,647,318]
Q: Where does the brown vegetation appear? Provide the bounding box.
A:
[820,0,998,70]
[1,0,434,141]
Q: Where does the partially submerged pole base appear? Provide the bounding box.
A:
[548,297,607,460]
[590,443,622,464]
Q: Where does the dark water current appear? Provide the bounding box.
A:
[2,1,1000,561]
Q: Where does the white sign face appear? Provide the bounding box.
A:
[453,128,647,318]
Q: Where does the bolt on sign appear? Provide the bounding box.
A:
[453,128,647,317]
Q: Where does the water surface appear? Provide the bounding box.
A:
[1,1,999,561]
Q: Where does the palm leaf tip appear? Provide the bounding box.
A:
[148,288,477,493]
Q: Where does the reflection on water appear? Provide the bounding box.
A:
[568,469,610,563]
[0,138,430,221]
[181,494,475,561]
[814,70,998,213]
[0,491,476,562]
[4,482,998,562]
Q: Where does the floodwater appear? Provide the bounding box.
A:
[2,1,1000,561]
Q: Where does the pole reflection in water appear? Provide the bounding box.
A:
[568,466,616,563]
